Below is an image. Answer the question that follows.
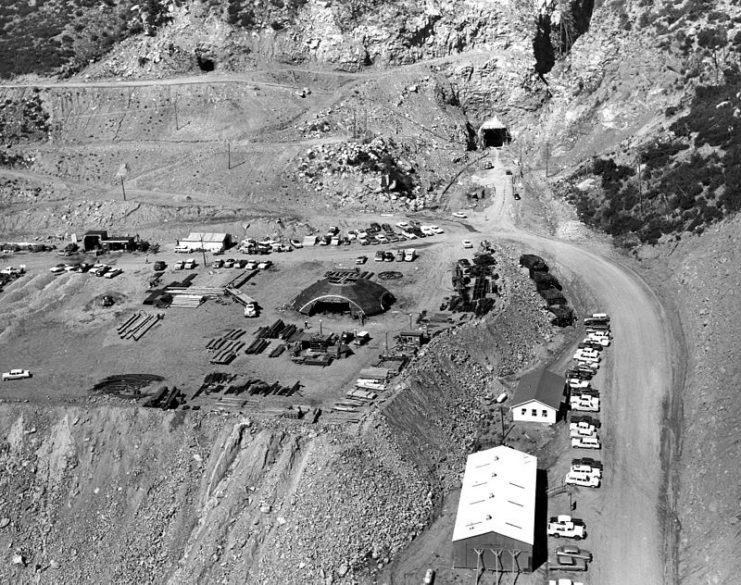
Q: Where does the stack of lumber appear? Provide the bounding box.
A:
[170,294,204,308]
[206,329,246,364]
[117,312,164,341]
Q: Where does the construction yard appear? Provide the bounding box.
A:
[0,222,491,421]
[0,8,702,583]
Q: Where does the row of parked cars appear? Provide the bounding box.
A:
[50,262,122,279]
[212,258,272,270]
[547,313,613,584]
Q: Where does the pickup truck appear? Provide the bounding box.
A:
[547,516,586,540]
[565,470,601,488]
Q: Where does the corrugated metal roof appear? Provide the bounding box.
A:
[184,232,228,243]
[452,446,537,545]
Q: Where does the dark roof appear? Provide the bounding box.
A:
[510,369,564,410]
[83,230,108,238]
[292,278,392,316]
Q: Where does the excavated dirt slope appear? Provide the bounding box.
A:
[665,215,741,585]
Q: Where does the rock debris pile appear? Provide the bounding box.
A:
[297,138,428,209]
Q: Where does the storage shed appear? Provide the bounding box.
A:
[511,369,565,425]
[453,446,537,573]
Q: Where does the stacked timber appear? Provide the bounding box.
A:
[117,312,164,341]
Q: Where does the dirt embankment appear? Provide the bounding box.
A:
[663,215,741,585]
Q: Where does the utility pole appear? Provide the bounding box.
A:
[637,158,643,219]
[227,141,231,170]
[199,234,207,268]
[174,99,179,131]
[498,406,506,442]
[384,331,389,355]
[544,141,550,178]
[115,162,129,202]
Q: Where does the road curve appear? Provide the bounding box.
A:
[470,154,677,585]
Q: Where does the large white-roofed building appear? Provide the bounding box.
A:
[180,232,231,253]
[452,446,537,573]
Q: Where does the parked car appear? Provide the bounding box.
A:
[257,260,272,270]
[2,369,31,381]
[423,568,435,584]
[374,251,385,262]
[396,221,410,228]
[211,259,225,269]
[452,211,467,218]
[104,268,123,279]
[184,258,197,269]
[50,264,66,273]
[571,460,602,476]
[173,260,185,270]
[355,256,368,265]
[556,545,593,562]
[571,436,601,449]
[572,457,603,471]
[92,265,110,277]
[462,239,473,249]
[153,261,166,271]
[224,258,236,268]
[245,260,257,270]
[375,234,389,243]
[290,239,303,249]
[395,250,405,262]
[383,251,394,262]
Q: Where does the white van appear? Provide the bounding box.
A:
[174,244,191,253]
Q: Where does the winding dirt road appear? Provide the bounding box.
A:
[467,151,679,585]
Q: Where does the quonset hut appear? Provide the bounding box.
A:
[292,278,393,318]
[453,446,537,574]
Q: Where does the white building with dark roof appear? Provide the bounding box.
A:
[510,368,565,425]
[453,446,537,573]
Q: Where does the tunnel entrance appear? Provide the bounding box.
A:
[478,117,511,148]
[196,51,216,72]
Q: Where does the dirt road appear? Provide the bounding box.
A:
[465,152,678,585]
